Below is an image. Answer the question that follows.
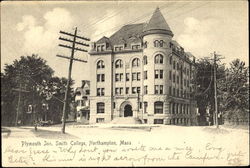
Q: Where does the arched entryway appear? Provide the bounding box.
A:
[124,104,133,117]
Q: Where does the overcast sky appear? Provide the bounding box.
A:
[1,1,248,87]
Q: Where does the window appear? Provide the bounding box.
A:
[97,88,105,96]
[155,70,159,79]
[115,87,123,95]
[97,74,105,82]
[115,73,123,82]
[114,46,123,51]
[137,72,141,81]
[155,85,159,94]
[155,54,163,64]
[173,88,175,96]
[154,40,164,48]
[160,70,163,79]
[144,102,148,113]
[115,59,123,68]
[113,102,116,108]
[132,44,141,50]
[126,73,129,81]
[144,85,148,94]
[154,101,163,114]
[173,61,176,69]
[169,86,172,95]
[101,88,105,96]
[177,75,179,84]
[132,58,140,67]
[177,63,179,70]
[101,45,105,51]
[154,119,164,124]
[86,90,90,95]
[159,40,164,47]
[97,103,105,113]
[132,87,140,94]
[132,87,137,94]
[155,69,164,79]
[184,79,186,86]
[126,87,129,94]
[96,118,104,123]
[169,70,172,80]
[154,85,163,94]
[137,87,141,94]
[160,85,163,94]
[143,56,148,65]
[132,73,137,81]
[154,40,159,47]
[97,60,105,69]
[144,71,148,80]
[177,89,179,97]
[173,74,176,83]
[115,74,119,82]
[170,56,172,65]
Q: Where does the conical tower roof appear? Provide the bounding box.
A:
[143,7,173,37]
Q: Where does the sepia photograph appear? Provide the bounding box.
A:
[1,0,249,167]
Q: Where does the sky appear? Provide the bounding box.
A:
[1,1,248,88]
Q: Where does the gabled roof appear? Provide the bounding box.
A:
[96,36,110,44]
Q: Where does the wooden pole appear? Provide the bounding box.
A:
[61,27,77,134]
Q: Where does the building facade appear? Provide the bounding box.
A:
[75,80,90,123]
[89,7,198,125]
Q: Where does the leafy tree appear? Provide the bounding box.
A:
[1,54,75,126]
[218,59,249,124]
[194,58,226,125]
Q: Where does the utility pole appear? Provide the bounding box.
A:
[57,27,90,134]
[213,51,224,129]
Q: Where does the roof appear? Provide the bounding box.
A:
[95,23,146,49]
[94,7,173,48]
[143,7,173,37]
[144,8,171,32]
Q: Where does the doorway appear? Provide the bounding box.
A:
[124,104,133,117]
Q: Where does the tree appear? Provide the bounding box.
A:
[218,59,249,124]
[194,58,226,125]
[1,54,75,126]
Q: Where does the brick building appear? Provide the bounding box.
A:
[89,7,198,125]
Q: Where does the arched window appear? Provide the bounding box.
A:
[97,102,105,113]
[159,40,164,47]
[154,40,160,47]
[143,56,147,65]
[155,54,163,64]
[154,101,163,114]
[115,59,123,68]
[97,60,105,69]
[132,58,140,67]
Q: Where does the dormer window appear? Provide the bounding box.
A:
[97,44,105,52]
[114,45,124,51]
[131,44,141,50]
